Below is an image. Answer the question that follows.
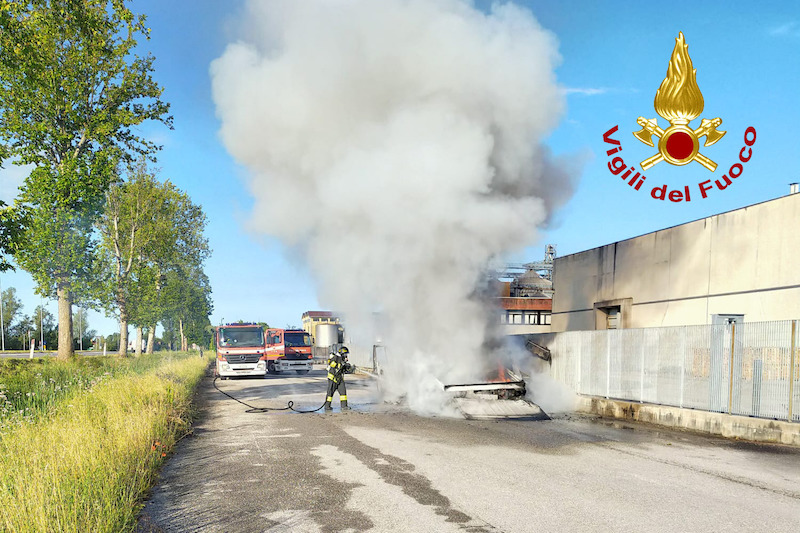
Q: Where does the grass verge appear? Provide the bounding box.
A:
[0,352,211,532]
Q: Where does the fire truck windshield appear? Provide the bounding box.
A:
[218,327,264,348]
[284,332,311,347]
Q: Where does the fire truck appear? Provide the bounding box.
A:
[264,328,313,374]
[214,323,268,378]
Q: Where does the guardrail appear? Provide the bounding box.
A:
[546,320,800,422]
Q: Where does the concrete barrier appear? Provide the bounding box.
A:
[577,396,800,446]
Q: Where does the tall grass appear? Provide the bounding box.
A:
[0,352,211,532]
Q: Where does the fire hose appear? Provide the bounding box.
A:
[212,361,352,414]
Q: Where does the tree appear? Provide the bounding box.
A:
[72,307,93,350]
[9,313,35,350]
[30,305,57,350]
[97,158,165,355]
[0,0,172,360]
[96,162,212,354]
[143,182,211,353]
[0,200,21,272]
[103,332,120,352]
[1,285,23,350]
[156,264,212,352]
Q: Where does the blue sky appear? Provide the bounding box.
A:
[1,0,798,336]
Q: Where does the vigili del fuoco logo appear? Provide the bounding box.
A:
[603,32,756,202]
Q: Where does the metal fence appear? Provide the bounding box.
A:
[546,320,800,422]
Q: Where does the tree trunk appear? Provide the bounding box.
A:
[134,326,143,356]
[56,282,74,360]
[179,318,185,352]
[146,325,156,354]
[119,316,129,356]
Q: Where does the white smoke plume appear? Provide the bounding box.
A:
[211,0,577,414]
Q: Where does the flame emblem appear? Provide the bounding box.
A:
[633,32,725,171]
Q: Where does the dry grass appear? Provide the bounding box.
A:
[0,352,211,532]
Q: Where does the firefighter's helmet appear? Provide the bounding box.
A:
[338,346,349,357]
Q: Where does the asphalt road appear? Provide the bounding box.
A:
[137,366,800,533]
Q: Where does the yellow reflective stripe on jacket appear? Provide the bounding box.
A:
[327,372,336,380]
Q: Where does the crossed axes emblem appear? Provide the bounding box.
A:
[634,117,726,172]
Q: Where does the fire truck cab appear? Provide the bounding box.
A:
[265,329,313,374]
[215,323,268,378]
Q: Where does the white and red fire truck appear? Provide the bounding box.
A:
[265,328,313,374]
[214,323,268,378]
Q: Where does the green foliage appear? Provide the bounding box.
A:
[0,356,116,425]
[0,200,21,272]
[13,165,109,296]
[30,304,57,349]
[0,286,22,345]
[72,307,95,349]
[8,313,34,351]
[0,0,173,167]
[103,332,120,351]
[95,158,166,351]
[0,352,210,531]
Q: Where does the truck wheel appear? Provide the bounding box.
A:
[295,370,310,375]
[267,362,280,374]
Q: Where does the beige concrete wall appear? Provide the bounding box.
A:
[577,396,800,446]
[552,194,800,331]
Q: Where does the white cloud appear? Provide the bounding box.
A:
[564,87,609,96]
[769,21,799,36]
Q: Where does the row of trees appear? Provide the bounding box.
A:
[97,158,212,354]
[0,286,95,350]
[0,0,212,358]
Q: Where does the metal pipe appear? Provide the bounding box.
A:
[789,321,796,422]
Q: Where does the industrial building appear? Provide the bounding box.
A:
[551,190,800,331]
[301,310,343,344]
[497,245,555,334]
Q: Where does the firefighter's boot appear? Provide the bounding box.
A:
[340,396,350,411]
[324,396,333,412]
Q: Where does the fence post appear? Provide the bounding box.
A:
[575,336,581,394]
[789,320,796,422]
[640,331,645,403]
[752,359,762,417]
[680,332,686,408]
[728,322,736,414]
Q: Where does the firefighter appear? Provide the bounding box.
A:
[324,346,352,411]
